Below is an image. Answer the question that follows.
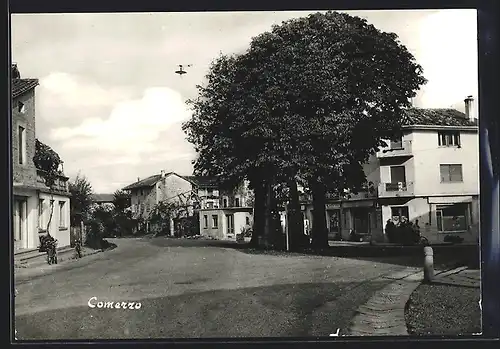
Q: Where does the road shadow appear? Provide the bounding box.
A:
[15,280,390,340]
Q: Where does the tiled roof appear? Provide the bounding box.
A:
[402,108,477,127]
[122,174,163,190]
[92,193,115,203]
[11,78,39,99]
[182,176,219,188]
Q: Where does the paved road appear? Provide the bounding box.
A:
[15,237,409,340]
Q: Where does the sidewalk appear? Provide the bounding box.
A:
[14,247,103,282]
[349,266,480,336]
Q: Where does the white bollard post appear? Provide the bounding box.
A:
[423,246,434,283]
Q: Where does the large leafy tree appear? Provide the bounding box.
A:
[184,11,426,250]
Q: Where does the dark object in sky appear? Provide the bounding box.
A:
[175,64,192,76]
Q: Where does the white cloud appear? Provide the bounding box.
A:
[49,85,195,192]
[51,87,191,153]
[40,72,132,107]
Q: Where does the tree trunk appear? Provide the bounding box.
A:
[46,195,55,238]
[287,179,305,251]
[262,180,274,249]
[311,180,329,250]
[268,182,284,250]
[250,181,266,247]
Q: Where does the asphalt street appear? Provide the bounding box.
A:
[14,237,409,340]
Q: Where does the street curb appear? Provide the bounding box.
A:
[14,248,104,281]
[349,267,423,336]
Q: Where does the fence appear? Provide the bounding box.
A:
[70,222,87,247]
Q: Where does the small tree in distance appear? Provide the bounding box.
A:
[69,172,94,227]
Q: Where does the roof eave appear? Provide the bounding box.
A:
[403,124,479,131]
[12,80,39,99]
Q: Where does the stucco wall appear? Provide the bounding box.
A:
[412,129,479,196]
[158,174,193,205]
[38,192,71,247]
[12,90,37,187]
[199,209,225,239]
[130,186,156,219]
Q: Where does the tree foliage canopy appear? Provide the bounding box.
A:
[33,139,62,188]
[183,11,426,195]
[113,190,131,213]
[69,172,94,225]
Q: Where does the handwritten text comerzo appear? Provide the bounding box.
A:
[88,297,142,310]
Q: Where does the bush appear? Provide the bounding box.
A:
[85,220,106,249]
[240,226,253,238]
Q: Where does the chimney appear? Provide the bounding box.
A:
[464,95,476,121]
[137,177,140,182]
[160,170,165,178]
[12,63,20,79]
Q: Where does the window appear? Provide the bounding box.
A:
[59,201,66,228]
[391,206,409,224]
[223,198,228,208]
[203,215,208,228]
[436,204,468,233]
[207,188,214,196]
[140,189,144,196]
[206,202,214,209]
[18,126,26,164]
[438,131,460,147]
[246,216,250,226]
[235,198,240,207]
[212,215,218,229]
[17,101,26,113]
[38,199,45,229]
[440,164,463,182]
[390,166,406,183]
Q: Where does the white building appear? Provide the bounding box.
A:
[302,96,479,244]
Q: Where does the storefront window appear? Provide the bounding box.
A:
[436,204,468,232]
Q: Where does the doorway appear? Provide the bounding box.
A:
[352,208,370,235]
[14,197,27,250]
[226,214,235,238]
[327,209,341,240]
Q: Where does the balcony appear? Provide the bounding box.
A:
[36,170,69,193]
[376,140,413,158]
[378,181,414,198]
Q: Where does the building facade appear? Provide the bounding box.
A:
[191,178,253,240]
[122,172,253,239]
[12,64,71,251]
[302,102,479,245]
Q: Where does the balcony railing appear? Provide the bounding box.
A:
[36,170,69,192]
[299,188,378,202]
[378,181,414,197]
[376,140,413,158]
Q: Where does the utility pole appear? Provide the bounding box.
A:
[285,201,290,251]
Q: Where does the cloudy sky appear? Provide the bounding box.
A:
[11,9,478,193]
